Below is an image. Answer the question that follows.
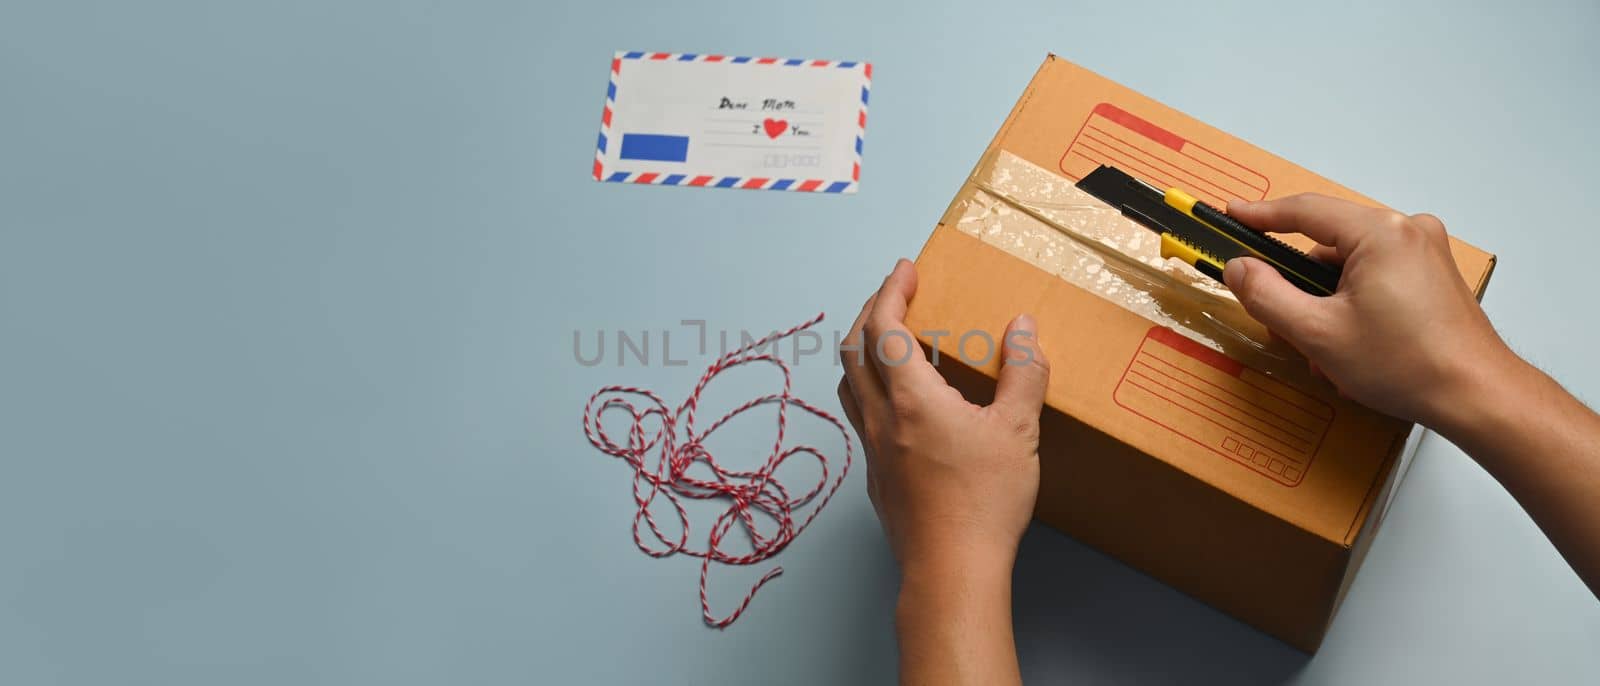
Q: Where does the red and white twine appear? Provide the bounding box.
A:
[581,313,853,627]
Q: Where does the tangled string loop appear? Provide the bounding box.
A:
[581,313,852,627]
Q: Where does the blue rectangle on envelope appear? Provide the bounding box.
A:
[619,134,689,163]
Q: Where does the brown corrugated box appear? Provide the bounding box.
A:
[904,55,1497,652]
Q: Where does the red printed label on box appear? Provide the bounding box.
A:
[1114,327,1332,486]
[1059,102,1271,207]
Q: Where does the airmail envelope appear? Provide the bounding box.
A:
[593,51,872,193]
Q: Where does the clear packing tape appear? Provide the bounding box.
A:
[952,150,1304,379]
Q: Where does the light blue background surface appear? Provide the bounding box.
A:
[4,0,1599,683]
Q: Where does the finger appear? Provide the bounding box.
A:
[1270,329,1303,357]
[840,292,888,414]
[836,376,868,438]
[1308,244,1343,266]
[1223,257,1328,347]
[841,295,891,501]
[992,313,1051,419]
[1227,194,1384,260]
[863,259,945,397]
[839,292,876,370]
[836,377,879,504]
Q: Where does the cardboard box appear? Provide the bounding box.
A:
[905,55,1497,652]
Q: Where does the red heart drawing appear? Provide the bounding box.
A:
[762,118,788,139]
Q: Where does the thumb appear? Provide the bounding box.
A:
[993,314,1051,417]
[1224,257,1323,344]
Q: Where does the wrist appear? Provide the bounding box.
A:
[897,529,1020,586]
[895,548,1015,620]
[895,571,1013,643]
[1425,346,1533,445]
[892,540,1024,686]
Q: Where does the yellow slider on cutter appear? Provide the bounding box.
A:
[1157,232,1226,282]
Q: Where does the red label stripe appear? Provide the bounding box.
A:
[797,179,823,192]
[650,52,670,60]
[705,55,724,62]
[852,163,860,181]
[688,175,713,187]
[611,58,621,74]
[1092,102,1184,152]
[756,57,777,64]
[592,160,603,180]
[858,111,867,128]
[865,63,873,79]
[1148,326,1243,377]
[635,173,659,184]
[741,178,769,189]
[601,107,612,127]
[810,60,829,67]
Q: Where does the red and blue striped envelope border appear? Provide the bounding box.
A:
[594,51,872,193]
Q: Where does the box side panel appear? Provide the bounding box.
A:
[907,224,1404,543]
[935,356,1346,652]
[1320,426,1416,645]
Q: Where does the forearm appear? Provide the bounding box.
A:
[894,556,1021,686]
[1433,354,1600,594]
